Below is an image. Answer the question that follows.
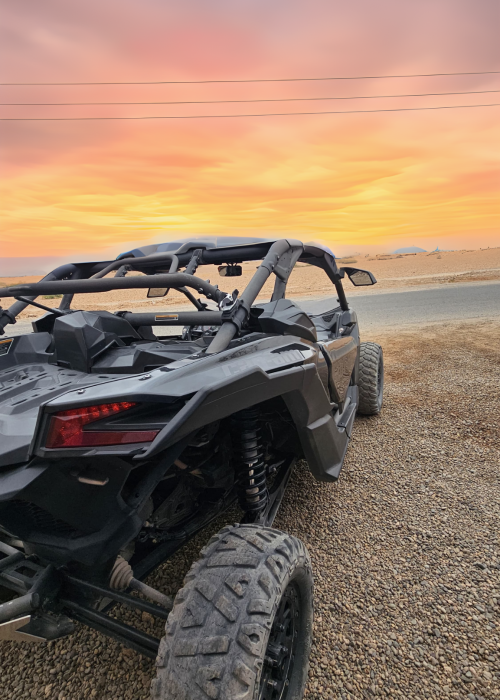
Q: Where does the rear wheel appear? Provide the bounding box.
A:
[151,524,313,700]
[357,341,384,415]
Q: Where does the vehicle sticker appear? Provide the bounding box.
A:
[0,338,13,356]
[155,314,179,321]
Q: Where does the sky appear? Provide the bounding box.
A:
[0,0,499,274]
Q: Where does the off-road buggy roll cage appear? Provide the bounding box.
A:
[0,237,353,347]
[0,237,378,673]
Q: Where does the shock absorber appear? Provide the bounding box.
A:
[232,409,268,519]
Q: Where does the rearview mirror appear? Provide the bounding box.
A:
[218,265,242,277]
[341,267,377,286]
[147,287,169,298]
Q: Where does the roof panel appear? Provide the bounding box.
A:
[118,236,275,259]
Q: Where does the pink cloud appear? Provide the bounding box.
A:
[1,0,498,257]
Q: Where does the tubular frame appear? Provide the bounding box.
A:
[0,241,348,351]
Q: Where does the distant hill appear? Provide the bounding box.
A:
[393,246,427,254]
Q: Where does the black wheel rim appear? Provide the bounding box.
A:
[258,582,300,700]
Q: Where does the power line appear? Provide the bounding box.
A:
[1,103,499,121]
[2,89,498,106]
[1,71,499,86]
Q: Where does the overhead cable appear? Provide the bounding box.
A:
[2,89,498,106]
[1,103,499,120]
[1,71,499,86]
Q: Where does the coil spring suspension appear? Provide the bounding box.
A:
[233,409,268,519]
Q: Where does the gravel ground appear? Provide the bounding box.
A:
[0,319,499,700]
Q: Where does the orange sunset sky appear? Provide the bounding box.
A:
[0,0,499,274]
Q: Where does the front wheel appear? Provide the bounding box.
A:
[357,341,384,415]
[151,524,313,700]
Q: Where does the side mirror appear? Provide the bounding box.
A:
[218,265,242,277]
[147,287,169,298]
[341,267,377,286]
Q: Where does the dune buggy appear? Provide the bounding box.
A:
[0,237,383,699]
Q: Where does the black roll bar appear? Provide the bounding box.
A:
[205,239,303,354]
[92,252,180,279]
[0,273,225,305]
[0,240,349,346]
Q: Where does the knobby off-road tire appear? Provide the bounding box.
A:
[357,341,384,415]
[151,524,313,700]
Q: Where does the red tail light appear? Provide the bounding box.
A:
[45,401,159,449]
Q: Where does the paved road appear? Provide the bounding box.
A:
[299,280,500,328]
[3,281,500,337]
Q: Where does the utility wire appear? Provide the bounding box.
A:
[2,89,498,106]
[1,71,499,86]
[1,103,499,120]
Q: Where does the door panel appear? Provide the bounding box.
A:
[319,336,358,403]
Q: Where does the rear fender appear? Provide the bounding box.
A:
[138,363,310,457]
[141,361,352,482]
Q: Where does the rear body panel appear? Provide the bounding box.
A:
[0,333,135,468]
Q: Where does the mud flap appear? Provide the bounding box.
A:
[283,366,356,482]
[299,413,350,482]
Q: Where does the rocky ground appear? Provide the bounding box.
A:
[0,319,499,700]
